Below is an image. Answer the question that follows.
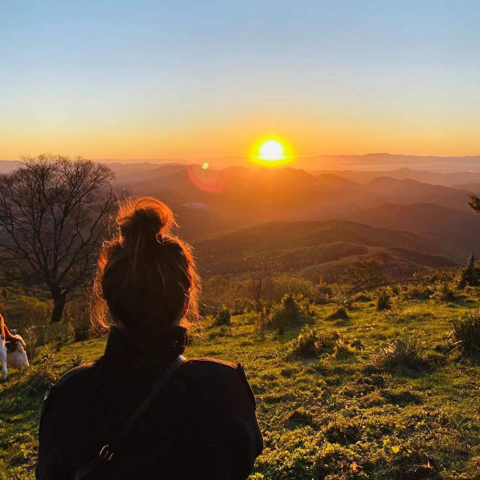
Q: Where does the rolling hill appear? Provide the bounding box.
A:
[341,202,480,262]
[362,177,472,212]
[194,219,457,281]
[316,167,480,187]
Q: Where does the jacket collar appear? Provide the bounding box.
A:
[100,325,188,371]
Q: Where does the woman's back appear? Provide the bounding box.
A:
[37,327,262,480]
[36,197,263,479]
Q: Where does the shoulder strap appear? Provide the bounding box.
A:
[71,355,185,480]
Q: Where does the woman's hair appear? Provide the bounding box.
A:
[91,197,199,332]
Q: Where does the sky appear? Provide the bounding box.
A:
[1,0,480,162]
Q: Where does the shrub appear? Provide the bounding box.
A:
[313,280,333,304]
[232,299,247,315]
[375,335,429,373]
[23,355,59,395]
[35,325,49,346]
[0,294,51,331]
[452,311,480,360]
[213,306,232,326]
[46,322,73,351]
[267,275,316,303]
[73,323,91,342]
[288,326,338,358]
[70,315,91,342]
[323,415,362,444]
[326,307,349,321]
[289,326,321,357]
[401,283,434,300]
[299,297,316,317]
[64,298,92,342]
[351,292,371,303]
[332,288,352,309]
[253,301,271,338]
[333,338,356,360]
[71,354,84,368]
[431,281,458,302]
[376,289,392,311]
[267,294,303,332]
[457,255,480,288]
[23,325,39,361]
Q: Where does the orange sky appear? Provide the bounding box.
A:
[2,118,479,162]
[2,1,480,162]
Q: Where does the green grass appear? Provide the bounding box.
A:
[1,298,479,479]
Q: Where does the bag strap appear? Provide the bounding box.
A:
[71,355,186,480]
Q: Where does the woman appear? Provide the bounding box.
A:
[36,197,263,480]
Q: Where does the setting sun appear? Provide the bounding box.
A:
[259,140,286,161]
[250,137,294,167]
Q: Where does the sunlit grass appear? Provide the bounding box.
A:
[1,299,479,478]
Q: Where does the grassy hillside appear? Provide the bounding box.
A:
[195,220,457,279]
[1,287,479,479]
[299,247,458,284]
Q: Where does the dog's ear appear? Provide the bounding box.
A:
[0,314,5,342]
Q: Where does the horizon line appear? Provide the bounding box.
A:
[2,152,480,163]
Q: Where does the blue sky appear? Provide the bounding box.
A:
[1,0,479,160]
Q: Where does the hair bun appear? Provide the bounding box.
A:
[118,197,176,250]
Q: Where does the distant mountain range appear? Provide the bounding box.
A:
[304,153,480,172]
[107,163,480,266]
[317,167,480,187]
[340,203,480,263]
[2,152,480,172]
[2,158,480,271]
[104,153,480,171]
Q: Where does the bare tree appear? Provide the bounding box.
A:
[0,155,115,323]
[244,252,277,310]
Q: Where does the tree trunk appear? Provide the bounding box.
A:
[50,289,67,324]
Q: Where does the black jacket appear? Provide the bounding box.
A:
[36,327,263,480]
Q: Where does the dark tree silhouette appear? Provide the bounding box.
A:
[459,253,477,288]
[0,155,115,323]
[460,194,480,288]
[469,194,480,214]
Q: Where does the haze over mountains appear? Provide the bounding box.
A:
[2,156,480,279]
[4,153,480,174]
[104,158,480,277]
[106,153,480,172]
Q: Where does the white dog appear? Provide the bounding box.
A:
[1,314,29,380]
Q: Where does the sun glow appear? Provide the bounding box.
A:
[259,140,286,161]
[250,137,294,167]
